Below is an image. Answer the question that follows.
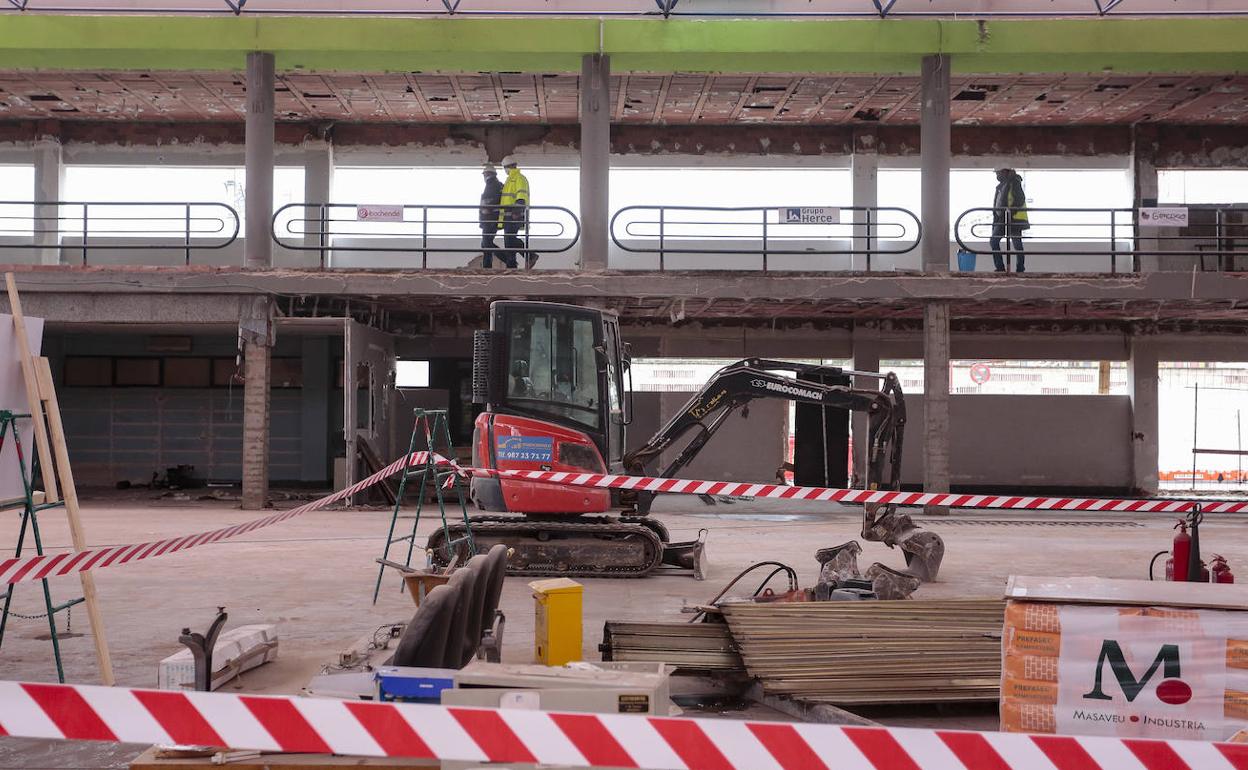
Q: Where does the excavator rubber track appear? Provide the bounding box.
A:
[427,516,666,578]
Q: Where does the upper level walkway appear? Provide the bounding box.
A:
[9,263,1248,329]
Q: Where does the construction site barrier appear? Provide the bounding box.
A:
[0,452,437,587]
[609,205,921,271]
[480,467,1248,514]
[5,457,1247,587]
[271,203,581,268]
[0,680,1245,769]
[0,201,239,265]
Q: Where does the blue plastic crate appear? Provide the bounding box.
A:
[374,666,456,703]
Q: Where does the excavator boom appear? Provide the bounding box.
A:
[622,357,942,583]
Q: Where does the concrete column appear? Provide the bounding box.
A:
[851,143,879,272]
[920,54,951,274]
[579,53,610,271]
[244,51,275,269]
[923,301,951,509]
[33,138,64,266]
[1132,127,1164,272]
[302,139,334,256]
[241,298,274,509]
[851,325,880,486]
[1129,338,1160,496]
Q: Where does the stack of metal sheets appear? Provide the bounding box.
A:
[600,621,744,673]
[721,599,1005,705]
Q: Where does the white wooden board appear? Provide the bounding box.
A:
[0,313,43,502]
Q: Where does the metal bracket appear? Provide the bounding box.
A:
[6,0,29,9]
[223,0,245,14]
[654,0,679,18]
[179,607,228,692]
[1093,0,1125,14]
[441,0,462,12]
[872,0,899,17]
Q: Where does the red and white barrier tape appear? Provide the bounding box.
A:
[0,452,444,587]
[1,681,1245,770]
[5,454,1245,588]
[485,468,1248,514]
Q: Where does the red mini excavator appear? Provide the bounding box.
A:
[427,300,943,581]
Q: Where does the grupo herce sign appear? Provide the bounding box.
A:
[1138,207,1189,228]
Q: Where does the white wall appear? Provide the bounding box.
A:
[899,394,1133,489]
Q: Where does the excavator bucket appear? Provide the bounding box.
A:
[864,562,922,600]
[661,529,708,580]
[862,504,945,583]
[899,530,945,583]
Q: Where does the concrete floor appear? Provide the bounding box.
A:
[2,490,1247,766]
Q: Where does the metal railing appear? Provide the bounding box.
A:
[955,206,1248,274]
[272,203,581,268]
[609,205,921,271]
[0,201,239,265]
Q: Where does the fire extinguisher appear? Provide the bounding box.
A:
[1211,554,1235,584]
[1151,519,1192,581]
[1150,508,1208,582]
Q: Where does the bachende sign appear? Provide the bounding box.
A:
[1138,207,1189,228]
[356,204,405,222]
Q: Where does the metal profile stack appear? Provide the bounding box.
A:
[600,621,744,673]
[721,599,1005,705]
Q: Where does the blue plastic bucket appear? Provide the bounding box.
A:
[957,250,977,272]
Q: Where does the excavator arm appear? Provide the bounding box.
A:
[622,358,943,582]
[624,358,904,490]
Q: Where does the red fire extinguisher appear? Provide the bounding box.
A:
[1168,519,1192,581]
[1211,554,1235,584]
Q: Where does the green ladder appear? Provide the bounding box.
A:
[372,409,476,604]
[0,410,83,683]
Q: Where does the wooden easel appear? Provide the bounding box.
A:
[4,273,114,685]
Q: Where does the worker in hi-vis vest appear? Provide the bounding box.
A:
[991,168,1030,273]
[498,157,538,270]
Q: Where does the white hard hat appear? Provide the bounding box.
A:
[501,156,518,168]
[482,163,496,173]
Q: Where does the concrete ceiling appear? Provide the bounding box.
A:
[3,71,1248,125]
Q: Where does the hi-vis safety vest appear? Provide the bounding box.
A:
[500,169,530,212]
[1006,182,1029,224]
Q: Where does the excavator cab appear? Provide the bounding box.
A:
[469,301,628,514]
[429,302,671,577]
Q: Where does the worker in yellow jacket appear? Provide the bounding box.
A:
[991,168,1030,273]
[498,157,538,270]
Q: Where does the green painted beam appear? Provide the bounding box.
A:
[0,15,1245,74]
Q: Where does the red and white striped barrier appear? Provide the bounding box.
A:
[2,681,1246,770]
[5,455,1245,588]
[0,452,444,587]
[485,468,1248,514]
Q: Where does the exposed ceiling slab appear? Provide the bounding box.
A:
[2,71,1247,125]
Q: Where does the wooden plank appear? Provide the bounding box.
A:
[1005,574,1248,610]
[722,599,1004,705]
[357,436,398,506]
[34,355,114,685]
[129,745,439,768]
[35,355,113,682]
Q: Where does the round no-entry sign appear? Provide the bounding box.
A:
[970,363,991,385]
